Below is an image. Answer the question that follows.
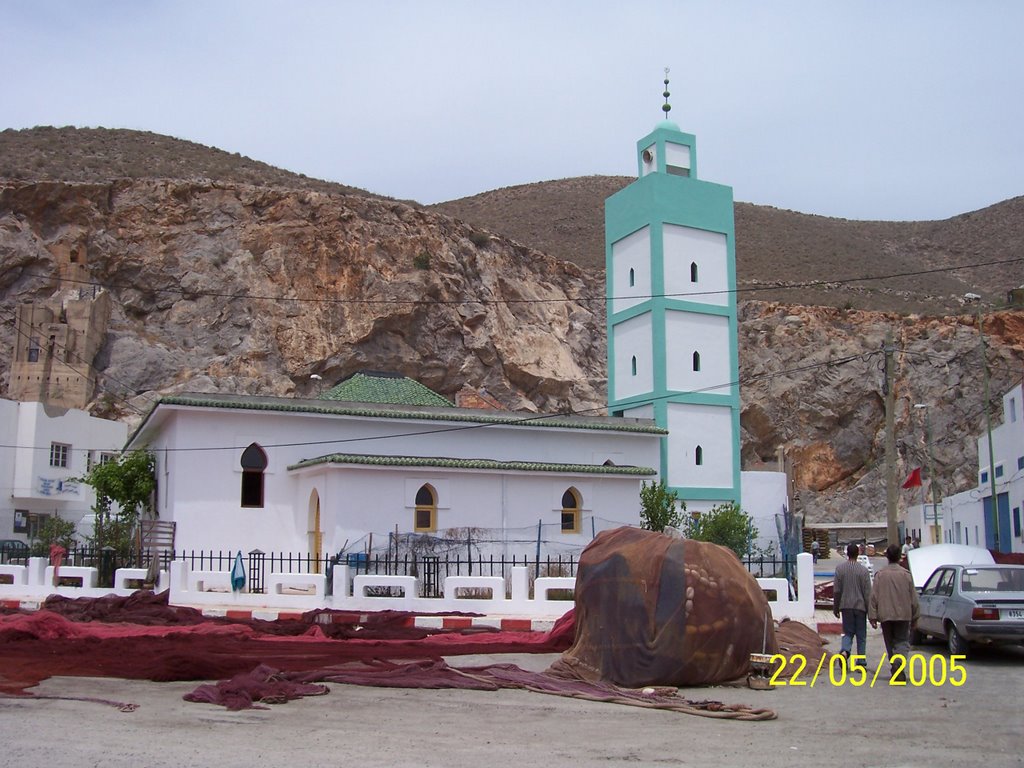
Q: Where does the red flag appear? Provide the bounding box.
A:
[902,467,922,489]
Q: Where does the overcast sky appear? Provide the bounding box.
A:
[3,1,1022,221]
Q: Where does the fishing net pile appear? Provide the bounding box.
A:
[0,527,816,720]
[549,527,778,687]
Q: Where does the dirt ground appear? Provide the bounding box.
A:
[2,637,1022,768]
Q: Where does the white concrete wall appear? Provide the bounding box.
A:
[664,142,691,172]
[664,311,731,394]
[740,470,787,553]
[942,490,985,547]
[666,402,734,489]
[610,226,651,314]
[662,224,728,307]
[612,314,654,399]
[142,405,660,557]
[1,554,817,621]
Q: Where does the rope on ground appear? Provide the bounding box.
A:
[0,692,138,712]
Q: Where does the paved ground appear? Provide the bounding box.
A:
[2,632,1022,768]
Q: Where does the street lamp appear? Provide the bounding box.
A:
[310,374,323,397]
[913,403,942,543]
[965,294,1000,552]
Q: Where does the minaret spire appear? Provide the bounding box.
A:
[662,67,671,118]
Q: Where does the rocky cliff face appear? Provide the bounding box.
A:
[2,179,1022,524]
[0,180,605,417]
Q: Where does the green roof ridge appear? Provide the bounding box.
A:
[289,453,657,476]
[149,393,668,435]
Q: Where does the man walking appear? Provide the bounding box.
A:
[833,542,871,664]
[869,543,921,682]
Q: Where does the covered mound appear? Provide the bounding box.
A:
[550,527,778,687]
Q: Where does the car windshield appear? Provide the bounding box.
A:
[961,568,1024,592]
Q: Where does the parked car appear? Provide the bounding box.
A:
[913,563,1024,656]
[0,539,30,563]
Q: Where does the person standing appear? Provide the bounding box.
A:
[869,543,921,682]
[811,539,820,564]
[832,542,872,663]
[901,535,914,558]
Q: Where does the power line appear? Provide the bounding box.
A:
[7,255,1023,307]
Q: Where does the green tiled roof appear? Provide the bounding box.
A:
[289,453,657,476]
[141,393,667,437]
[320,371,453,407]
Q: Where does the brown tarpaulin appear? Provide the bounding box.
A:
[549,527,779,687]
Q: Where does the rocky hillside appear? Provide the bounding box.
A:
[1,127,1022,526]
[0,179,603,417]
[433,177,1024,315]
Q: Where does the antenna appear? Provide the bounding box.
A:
[662,67,671,117]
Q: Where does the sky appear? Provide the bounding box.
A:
[3,1,1023,221]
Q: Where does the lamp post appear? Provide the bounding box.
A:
[967,295,1000,552]
[310,374,323,397]
[913,403,942,544]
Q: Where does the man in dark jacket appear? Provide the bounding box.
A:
[833,542,872,663]
[869,543,921,682]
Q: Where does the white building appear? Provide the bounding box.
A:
[0,398,127,543]
[935,382,1024,554]
[123,373,663,561]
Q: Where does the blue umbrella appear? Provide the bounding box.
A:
[231,550,246,592]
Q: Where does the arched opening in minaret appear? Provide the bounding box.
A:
[631,356,637,376]
[695,445,704,466]
[629,267,635,287]
[690,261,698,283]
[692,351,701,372]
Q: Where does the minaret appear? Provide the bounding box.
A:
[605,71,740,511]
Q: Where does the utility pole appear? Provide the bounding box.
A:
[977,305,1000,552]
[884,331,898,545]
[915,404,942,543]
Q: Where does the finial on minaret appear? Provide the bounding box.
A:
[662,67,671,116]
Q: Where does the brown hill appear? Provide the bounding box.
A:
[431,177,1024,315]
[0,126,384,200]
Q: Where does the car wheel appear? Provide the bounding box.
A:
[946,624,969,657]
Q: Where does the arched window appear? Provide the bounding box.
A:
[561,487,581,533]
[415,484,438,532]
[695,445,704,466]
[631,356,637,376]
[628,268,635,287]
[690,261,698,283]
[692,351,701,371]
[240,443,267,508]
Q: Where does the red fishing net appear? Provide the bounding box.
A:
[0,528,816,720]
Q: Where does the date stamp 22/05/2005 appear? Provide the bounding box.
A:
[764,653,967,688]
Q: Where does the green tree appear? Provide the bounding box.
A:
[683,501,758,559]
[77,450,156,557]
[29,515,77,556]
[639,479,685,532]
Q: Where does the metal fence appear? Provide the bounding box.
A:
[31,545,796,594]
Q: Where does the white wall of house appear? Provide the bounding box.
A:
[132,399,662,558]
[0,398,127,542]
[740,469,788,554]
[940,490,985,548]
[941,383,1024,553]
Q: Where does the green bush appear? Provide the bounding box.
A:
[683,501,758,559]
[468,231,490,247]
[639,479,685,532]
[413,251,431,270]
[30,516,77,556]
